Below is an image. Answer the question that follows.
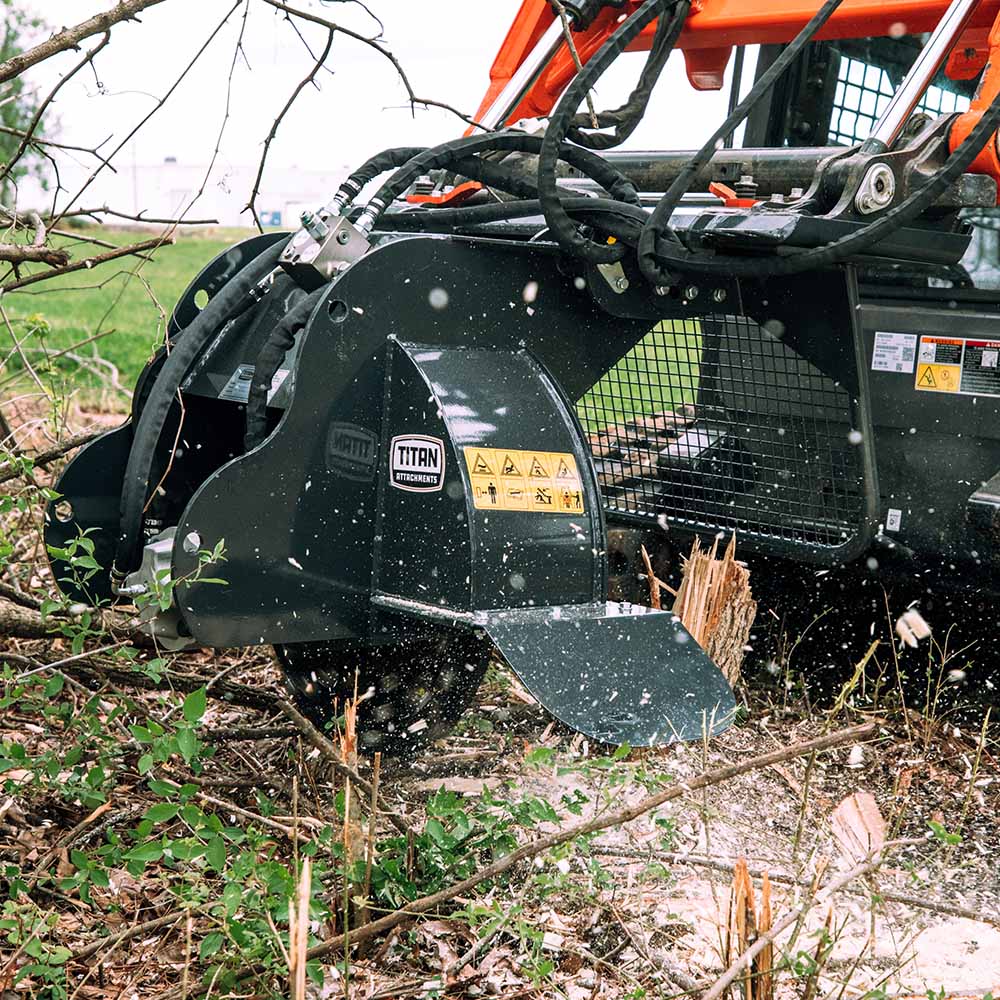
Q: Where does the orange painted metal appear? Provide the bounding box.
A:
[474,0,1000,123]
[949,9,1000,195]
[405,181,483,206]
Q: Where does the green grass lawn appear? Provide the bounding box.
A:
[2,228,249,408]
[576,320,701,429]
[1,228,701,425]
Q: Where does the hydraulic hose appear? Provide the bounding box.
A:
[638,0,845,284]
[566,0,684,151]
[375,195,647,241]
[537,0,688,264]
[360,132,640,231]
[244,287,327,452]
[329,147,424,211]
[647,92,1000,277]
[112,237,289,583]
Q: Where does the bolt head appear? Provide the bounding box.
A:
[684,284,700,300]
[615,276,629,292]
[336,229,351,244]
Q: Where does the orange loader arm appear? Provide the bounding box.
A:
[476,0,1000,199]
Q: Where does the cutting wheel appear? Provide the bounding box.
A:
[275,632,492,752]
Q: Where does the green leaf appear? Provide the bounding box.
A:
[145,803,180,824]
[206,836,226,872]
[182,687,207,724]
[137,754,154,775]
[176,727,198,763]
[125,842,163,864]
[222,882,241,917]
[200,932,224,959]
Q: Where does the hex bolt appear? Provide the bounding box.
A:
[712,288,727,303]
[615,276,629,292]
[182,531,202,555]
[654,285,671,297]
[684,284,700,300]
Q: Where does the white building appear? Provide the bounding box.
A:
[19,157,353,229]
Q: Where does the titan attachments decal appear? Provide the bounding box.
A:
[389,435,445,492]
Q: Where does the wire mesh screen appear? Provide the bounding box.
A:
[829,54,970,145]
[576,318,866,553]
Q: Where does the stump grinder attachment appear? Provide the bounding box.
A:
[45,0,1000,749]
[45,233,737,751]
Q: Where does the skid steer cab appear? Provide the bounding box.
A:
[45,232,736,753]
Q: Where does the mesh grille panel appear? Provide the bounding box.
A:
[576,318,866,552]
[829,54,970,145]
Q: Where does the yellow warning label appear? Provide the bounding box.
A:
[463,447,584,513]
[915,362,962,393]
[469,450,495,475]
[500,453,522,477]
[527,453,551,479]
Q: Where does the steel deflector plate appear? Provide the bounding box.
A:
[482,602,736,746]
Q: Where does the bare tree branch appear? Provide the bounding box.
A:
[0,0,170,86]
[245,27,335,230]
[0,242,69,267]
[261,0,489,131]
[1,232,176,292]
[48,2,241,229]
[0,33,112,185]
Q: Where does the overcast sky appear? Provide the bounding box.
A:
[22,1,747,218]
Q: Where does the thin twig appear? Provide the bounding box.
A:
[246,28,334,230]
[261,0,488,130]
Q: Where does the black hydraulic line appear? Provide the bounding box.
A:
[112,238,289,583]
[566,1,683,150]
[649,92,1000,277]
[362,132,640,230]
[723,47,745,149]
[375,195,647,238]
[538,0,689,264]
[330,146,424,209]
[451,156,540,200]
[637,0,845,285]
[244,287,327,452]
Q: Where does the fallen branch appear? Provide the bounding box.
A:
[0,429,102,485]
[72,909,193,963]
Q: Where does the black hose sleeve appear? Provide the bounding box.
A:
[650,93,1000,277]
[366,132,640,224]
[566,0,684,150]
[637,0,844,284]
[244,287,327,452]
[332,146,425,207]
[112,238,289,580]
[538,0,685,264]
[376,196,647,243]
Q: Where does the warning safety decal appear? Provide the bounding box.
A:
[463,447,585,514]
[914,335,1000,396]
